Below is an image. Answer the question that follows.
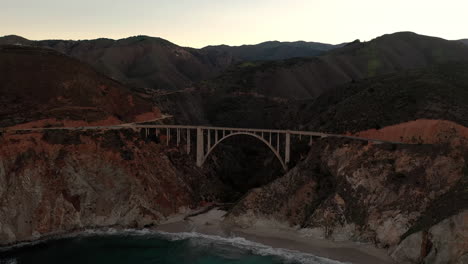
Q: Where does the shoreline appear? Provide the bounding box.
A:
[156,208,395,264]
[1,208,394,264]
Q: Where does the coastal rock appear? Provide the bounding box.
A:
[392,210,468,264]
[226,139,467,261]
[0,130,224,245]
[390,231,425,263]
[423,210,468,264]
[457,254,468,264]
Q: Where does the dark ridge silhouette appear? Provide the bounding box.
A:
[202,40,343,61]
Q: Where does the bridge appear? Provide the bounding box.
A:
[3,124,398,171]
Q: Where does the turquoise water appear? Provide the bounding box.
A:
[0,231,344,264]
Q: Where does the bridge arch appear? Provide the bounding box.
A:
[201,131,287,170]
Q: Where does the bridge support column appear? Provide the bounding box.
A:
[166,128,170,146]
[196,127,204,167]
[207,130,211,149]
[177,128,180,146]
[187,129,191,154]
[276,133,280,152]
[285,131,290,166]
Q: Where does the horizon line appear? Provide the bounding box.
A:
[1,31,466,49]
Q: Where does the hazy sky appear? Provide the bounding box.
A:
[1,0,467,48]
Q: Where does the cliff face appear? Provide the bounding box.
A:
[0,130,224,245]
[226,139,468,263]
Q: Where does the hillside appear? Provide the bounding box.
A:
[0,36,341,93]
[285,62,468,133]
[0,35,230,92]
[460,39,468,45]
[202,32,468,100]
[353,119,468,145]
[0,45,160,128]
[202,41,340,61]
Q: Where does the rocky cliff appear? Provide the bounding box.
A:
[0,129,225,245]
[226,139,468,263]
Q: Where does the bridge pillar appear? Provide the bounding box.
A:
[187,129,191,154]
[207,129,211,149]
[285,131,291,165]
[177,128,180,146]
[196,127,204,167]
[276,133,280,152]
[166,128,170,146]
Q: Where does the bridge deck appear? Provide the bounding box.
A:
[1,124,402,145]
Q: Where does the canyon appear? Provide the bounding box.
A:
[0,32,467,264]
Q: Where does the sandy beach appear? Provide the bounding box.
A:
[155,208,394,264]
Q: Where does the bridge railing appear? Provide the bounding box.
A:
[133,125,400,145]
[2,124,401,145]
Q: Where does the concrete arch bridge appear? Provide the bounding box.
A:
[3,124,397,171]
[135,125,394,171]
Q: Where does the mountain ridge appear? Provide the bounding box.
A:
[0,35,341,92]
[201,40,343,61]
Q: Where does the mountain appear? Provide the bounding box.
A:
[202,41,341,62]
[1,32,467,264]
[286,62,468,133]
[0,35,231,92]
[3,32,466,105]
[0,35,32,45]
[0,36,340,93]
[460,39,468,46]
[202,32,468,100]
[0,45,160,128]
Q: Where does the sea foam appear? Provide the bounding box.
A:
[154,231,349,264]
[1,228,349,264]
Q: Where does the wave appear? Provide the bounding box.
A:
[0,229,349,264]
[0,259,17,264]
[155,231,349,264]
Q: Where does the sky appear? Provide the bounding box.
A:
[1,0,467,48]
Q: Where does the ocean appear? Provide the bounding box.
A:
[0,230,346,264]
